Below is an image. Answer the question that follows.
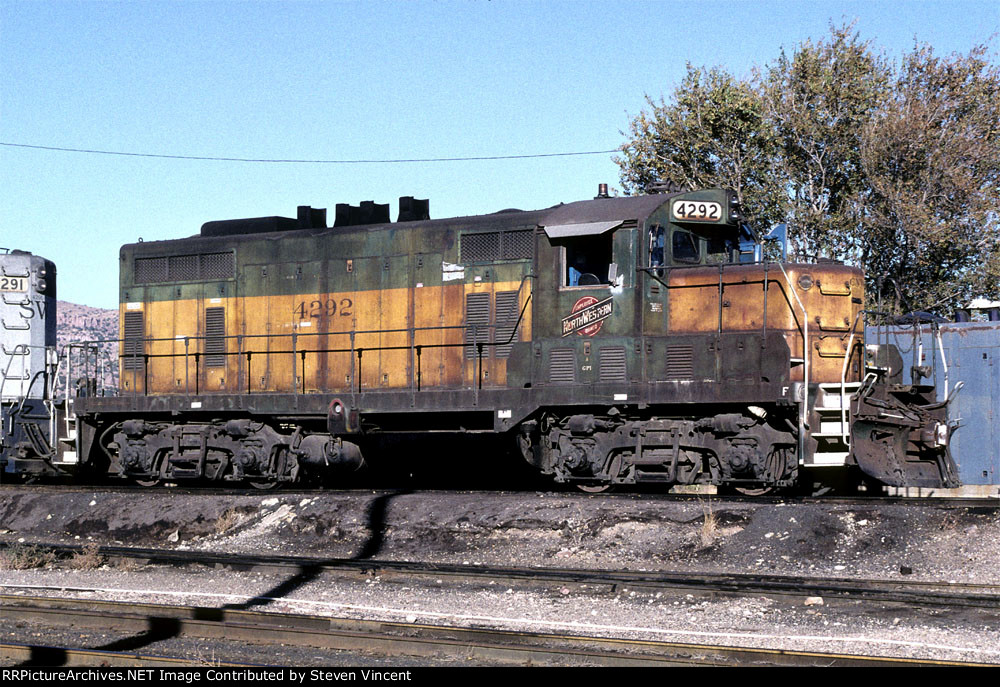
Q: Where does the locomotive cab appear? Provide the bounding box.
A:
[651,189,743,267]
[525,187,957,492]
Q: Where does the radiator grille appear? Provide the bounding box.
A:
[461,232,501,262]
[502,229,533,259]
[599,346,627,382]
[134,257,167,284]
[462,229,533,263]
[494,290,520,359]
[135,252,234,284]
[200,252,235,279]
[204,307,227,367]
[168,254,198,281]
[549,348,576,384]
[665,344,694,379]
[122,311,145,370]
[464,293,491,359]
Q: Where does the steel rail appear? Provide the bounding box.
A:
[1,482,997,507]
[0,642,252,667]
[2,595,990,668]
[4,543,999,609]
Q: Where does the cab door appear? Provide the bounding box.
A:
[536,220,634,387]
[642,222,669,337]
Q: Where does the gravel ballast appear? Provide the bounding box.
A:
[1,488,997,665]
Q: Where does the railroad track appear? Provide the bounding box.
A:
[1,643,254,667]
[1,482,996,508]
[1,595,990,667]
[4,542,1000,610]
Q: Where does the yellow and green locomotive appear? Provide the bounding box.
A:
[69,187,958,490]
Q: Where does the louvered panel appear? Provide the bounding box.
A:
[599,346,627,382]
[549,348,576,384]
[464,293,491,359]
[665,344,694,379]
[122,311,145,370]
[494,290,520,358]
[204,307,227,368]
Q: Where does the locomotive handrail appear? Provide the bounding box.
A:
[638,262,822,368]
[935,324,949,399]
[72,310,534,396]
[0,343,26,399]
[81,273,539,397]
[0,343,43,399]
[839,309,869,445]
[0,345,30,444]
[1,342,58,460]
[642,262,811,393]
[775,262,808,464]
[636,262,738,342]
[838,308,894,445]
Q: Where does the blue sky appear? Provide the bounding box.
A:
[2,0,997,308]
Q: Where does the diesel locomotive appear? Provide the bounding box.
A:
[2,187,961,491]
[1,249,61,476]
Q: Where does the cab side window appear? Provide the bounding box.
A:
[648,224,665,267]
[671,230,700,264]
[706,235,735,264]
[564,233,613,287]
[648,224,665,277]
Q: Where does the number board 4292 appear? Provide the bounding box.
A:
[671,200,723,223]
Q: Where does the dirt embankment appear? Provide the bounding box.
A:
[2,490,996,583]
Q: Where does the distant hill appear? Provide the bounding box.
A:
[57,301,118,388]
[58,301,117,347]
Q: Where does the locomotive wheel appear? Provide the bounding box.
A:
[247,479,280,491]
[132,477,160,488]
[576,482,613,493]
[732,486,774,497]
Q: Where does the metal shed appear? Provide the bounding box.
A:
[868,321,999,486]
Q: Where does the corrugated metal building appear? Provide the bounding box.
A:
[869,321,999,486]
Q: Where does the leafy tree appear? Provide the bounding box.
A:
[616,64,786,231]
[857,43,1000,312]
[761,25,891,261]
[617,25,1000,314]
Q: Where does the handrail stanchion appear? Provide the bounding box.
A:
[357,348,364,395]
[776,263,809,464]
[762,263,769,346]
[475,324,482,405]
[409,325,416,406]
[300,349,307,394]
[416,345,422,392]
[350,331,356,404]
